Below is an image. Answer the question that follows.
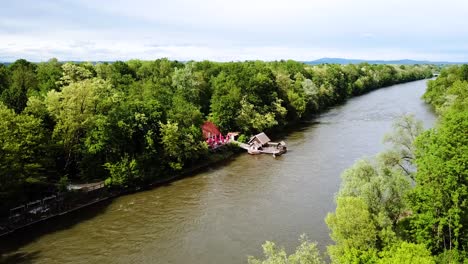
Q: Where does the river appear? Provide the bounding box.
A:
[0,79,436,264]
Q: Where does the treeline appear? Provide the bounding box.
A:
[249,65,467,264]
[0,58,432,214]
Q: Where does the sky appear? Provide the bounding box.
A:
[1,0,468,62]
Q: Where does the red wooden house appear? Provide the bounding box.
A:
[201,121,221,139]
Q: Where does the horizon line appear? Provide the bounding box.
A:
[1,57,467,64]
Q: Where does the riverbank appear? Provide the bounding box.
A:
[0,144,242,238]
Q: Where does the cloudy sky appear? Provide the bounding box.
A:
[1,0,468,62]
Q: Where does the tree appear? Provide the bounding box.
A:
[172,62,201,104]
[168,95,204,129]
[96,61,136,89]
[36,58,62,93]
[0,64,9,95]
[286,90,306,118]
[0,102,51,210]
[301,78,320,113]
[248,235,325,264]
[378,242,435,264]
[1,59,38,112]
[324,114,440,263]
[459,64,468,81]
[58,62,93,86]
[209,73,242,132]
[326,196,379,263]
[236,97,278,134]
[104,154,140,187]
[423,66,467,113]
[410,109,468,253]
[339,157,411,227]
[382,114,424,178]
[45,78,115,175]
[160,121,207,171]
[439,80,468,114]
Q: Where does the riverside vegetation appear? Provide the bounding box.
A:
[249,65,468,263]
[0,59,432,218]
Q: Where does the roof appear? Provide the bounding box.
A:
[201,121,221,139]
[248,132,271,145]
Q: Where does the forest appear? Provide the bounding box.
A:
[250,65,468,263]
[0,58,433,215]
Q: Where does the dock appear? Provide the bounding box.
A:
[236,142,250,150]
[234,132,287,156]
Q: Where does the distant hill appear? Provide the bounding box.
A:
[0,61,111,66]
[1,58,465,66]
[304,58,465,65]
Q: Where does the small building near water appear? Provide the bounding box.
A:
[201,121,221,139]
[245,132,287,156]
[248,132,271,148]
[201,121,233,149]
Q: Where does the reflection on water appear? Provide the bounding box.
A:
[0,80,436,264]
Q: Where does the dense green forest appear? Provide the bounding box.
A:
[249,65,467,263]
[0,58,433,215]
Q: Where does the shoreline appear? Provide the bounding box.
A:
[0,146,241,238]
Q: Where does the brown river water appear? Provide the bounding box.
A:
[0,79,436,264]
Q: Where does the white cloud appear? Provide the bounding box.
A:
[1,0,468,61]
[1,34,461,62]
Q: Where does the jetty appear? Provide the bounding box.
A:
[235,132,287,156]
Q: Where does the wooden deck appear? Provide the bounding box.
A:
[236,141,250,150]
[233,141,287,156]
[258,146,287,155]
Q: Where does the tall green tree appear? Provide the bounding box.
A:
[0,103,51,210]
[1,59,38,113]
[410,109,468,253]
[326,196,379,263]
[0,64,9,96]
[58,62,93,86]
[209,73,242,132]
[159,121,207,171]
[45,78,115,175]
[248,235,325,264]
[172,62,202,105]
[378,242,435,264]
[381,114,424,178]
[36,58,62,93]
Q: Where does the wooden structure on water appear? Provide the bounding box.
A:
[237,132,287,157]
